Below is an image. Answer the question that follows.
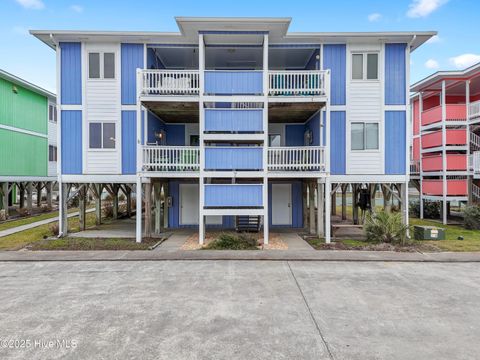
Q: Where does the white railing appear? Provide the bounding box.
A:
[471,132,480,150]
[268,146,325,171]
[410,160,420,175]
[141,70,199,95]
[268,70,327,96]
[473,151,480,175]
[469,100,480,120]
[142,146,199,172]
[472,183,480,202]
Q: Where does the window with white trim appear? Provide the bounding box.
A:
[89,122,116,149]
[352,53,378,80]
[48,104,57,123]
[49,145,57,161]
[351,122,379,150]
[88,52,115,79]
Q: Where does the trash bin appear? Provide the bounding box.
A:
[413,226,445,240]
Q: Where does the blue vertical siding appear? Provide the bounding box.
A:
[205,109,263,132]
[121,111,137,174]
[268,182,303,228]
[60,42,82,105]
[61,110,82,174]
[305,111,321,146]
[121,43,144,105]
[204,71,263,95]
[168,180,180,228]
[205,147,263,170]
[385,43,407,105]
[285,125,305,146]
[385,111,406,174]
[323,44,346,105]
[147,111,166,143]
[330,111,346,175]
[204,185,263,207]
[165,124,185,145]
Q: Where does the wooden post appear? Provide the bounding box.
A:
[79,186,87,231]
[1,183,8,218]
[331,187,337,216]
[26,182,33,212]
[144,182,152,238]
[352,185,359,225]
[126,186,132,218]
[309,181,316,235]
[19,184,25,209]
[317,181,324,237]
[302,181,308,229]
[60,183,69,236]
[36,183,42,207]
[112,184,119,220]
[95,184,102,226]
[163,182,169,229]
[370,184,376,212]
[46,182,53,209]
[341,184,347,220]
[154,182,161,234]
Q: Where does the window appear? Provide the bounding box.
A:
[351,53,379,80]
[48,104,57,123]
[88,52,115,79]
[351,123,379,150]
[49,145,57,162]
[269,134,281,147]
[89,122,116,149]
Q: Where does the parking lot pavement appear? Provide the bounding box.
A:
[0,261,479,359]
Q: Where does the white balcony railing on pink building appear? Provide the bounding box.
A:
[268,146,326,172]
[410,160,420,175]
[142,146,199,172]
[268,70,327,96]
[473,151,480,176]
[469,100,480,120]
[141,70,200,95]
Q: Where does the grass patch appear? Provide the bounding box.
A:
[0,212,97,251]
[0,207,84,232]
[202,233,259,250]
[28,237,157,251]
[410,218,480,252]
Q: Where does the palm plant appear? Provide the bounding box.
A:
[364,211,409,245]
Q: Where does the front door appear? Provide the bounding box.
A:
[272,184,292,226]
[179,184,222,225]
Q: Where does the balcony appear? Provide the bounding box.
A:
[204,109,263,133]
[204,184,263,208]
[204,71,263,95]
[410,160,420,175]
[469,100,480,122]
[140,70,199,96]
[205,147,263,171]
[421,129,466,149]
[422,154,467,172]
[142,146,199,172]
[471,151,480,176]
[421,104,466,127]
[422,179,468,196]
[268,146,325,172]
[268,71,327,97]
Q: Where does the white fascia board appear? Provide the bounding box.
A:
[0,69,55,99]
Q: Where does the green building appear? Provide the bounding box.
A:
[0,69,57,218]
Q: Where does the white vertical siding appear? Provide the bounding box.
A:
[83,42,121,174]
[345,43,385,175]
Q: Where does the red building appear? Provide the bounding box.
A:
[410,62,480,223]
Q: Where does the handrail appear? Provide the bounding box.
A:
[268,146,326,171]
[142,145,199,172]
[141,69,199,95]
[268,70,327,96]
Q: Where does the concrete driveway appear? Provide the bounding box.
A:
[0,261,479,359]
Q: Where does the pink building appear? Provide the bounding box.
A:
[410,62,480,223]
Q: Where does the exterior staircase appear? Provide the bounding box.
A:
[471,132,480,151]
[473,183,480,203]
[235,216,261,232]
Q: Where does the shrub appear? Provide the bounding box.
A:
[40,204,52,213]
[203,233,258,250]
[464,205,480,230]
[17,208,31,217]
[49,222,60,236]
[409,199,440,219]
[0,209,6,221]
[364,211,409,245]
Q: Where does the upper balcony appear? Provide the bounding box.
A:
[139,69,328,99]
[469,100,480,124]
[421,104,466,127]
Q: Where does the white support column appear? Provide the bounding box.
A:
[466,80,472,205]
[325,178,331,243]
[135,177,142,243]
[262,33,269,245]
[324,70,331,174]
[317,180,324,237]
[198,33,205,245]
[441,80,448,224]
[419,92,424,219]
